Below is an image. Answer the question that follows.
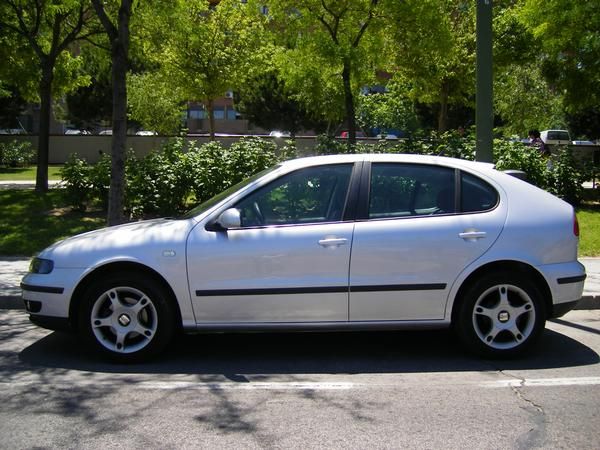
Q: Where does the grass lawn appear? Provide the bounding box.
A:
[0,189,105,256]
[0,165,62,181]
[577,202,600,257]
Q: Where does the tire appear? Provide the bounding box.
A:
[78,272,176,362]
[455,272,546,358]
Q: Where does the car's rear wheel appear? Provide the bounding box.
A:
[456,272,546,358]
[78,273,175,362]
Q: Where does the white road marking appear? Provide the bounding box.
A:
[136,381,358,390]
[483,377,600,388]
[3,377,600,391]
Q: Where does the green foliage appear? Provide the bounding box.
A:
[494,140,547,187]
[357,80,419,136]
[519,0,600,115]
[60,154,93,211]
[184,137,278,206]
[494,64,565,136]
[126,140,191,217]
[0,1,95,102]
[0,140,35,167]
[61,137,281,218]
[153,0,266,138]
[545,148,591,206]
[494,142,591,205]
[127,71,186,135]
[385,0,476,131]
[235,70,323,135]
[268,0,388,131]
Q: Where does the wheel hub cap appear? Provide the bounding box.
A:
[498,311,510,323]
[118,314,131,327]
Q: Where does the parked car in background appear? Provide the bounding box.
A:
[0,128,27,135]
[340,131,366,138]
[22,154,585,362]
[269,130,291,138]
[572,140,595,145]
[98,130,113,136]
[135,130,158,136]
[541,130,571,145]
[64,129,90,135]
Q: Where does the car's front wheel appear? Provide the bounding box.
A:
[455,272,546,358]
[78,273,176,362]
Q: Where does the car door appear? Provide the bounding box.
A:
[349,162,506,321]
[187,163,357,323]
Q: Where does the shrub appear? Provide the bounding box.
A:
[60,134,590,216]
[60,154,93,211]
[126,138,191,217]
[61,137,281,218]
[545,147,591,205]
[0,140,36,167]
[494,140,547,187]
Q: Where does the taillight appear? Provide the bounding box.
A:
[574,212,580,237]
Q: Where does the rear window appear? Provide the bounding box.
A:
[547,131,570,141]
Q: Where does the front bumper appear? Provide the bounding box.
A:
[21,268,83,319]
[28,313,73,332]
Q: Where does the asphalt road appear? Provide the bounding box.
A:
[1,309,599,449]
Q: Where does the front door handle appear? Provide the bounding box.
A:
[318,238,348,247]
[459,231,487,241]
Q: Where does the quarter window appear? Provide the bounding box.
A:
[461,172,498,212]
[369,164,456,219]
[235,164,353,227]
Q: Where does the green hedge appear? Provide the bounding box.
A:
[0,140,35,167]
[61,133,591,218]
[61,137,287,218]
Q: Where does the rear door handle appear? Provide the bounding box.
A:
[459,231,487,241]
[318,238,348,247]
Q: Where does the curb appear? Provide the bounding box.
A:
[574,295,600,310]
[2,295,600,312]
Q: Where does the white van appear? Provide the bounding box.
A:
[541,130,571,145]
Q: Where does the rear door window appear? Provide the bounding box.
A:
[369,163,456,219]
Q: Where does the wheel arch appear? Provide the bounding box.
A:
[68,261,182,332]
[450,260,552,324]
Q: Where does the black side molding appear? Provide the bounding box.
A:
[196,284,447,297]
[557,275,587,285]
[350,283,447,292]
[21,283,65,294]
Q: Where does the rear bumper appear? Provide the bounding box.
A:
[537,260,586,306]
[549,299,581,318]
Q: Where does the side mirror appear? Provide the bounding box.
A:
[213,208,241,230]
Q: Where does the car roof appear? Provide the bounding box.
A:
[279,153,495,173]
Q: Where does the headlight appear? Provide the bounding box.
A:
[29,257,54,274]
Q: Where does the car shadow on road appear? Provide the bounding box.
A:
[18,327,599,375]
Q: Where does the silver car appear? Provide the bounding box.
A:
[22,154,586,361]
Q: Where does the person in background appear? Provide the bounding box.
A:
[528,129,551,156]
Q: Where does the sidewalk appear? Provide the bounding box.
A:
[1,256,599,310]
[0,180,62,189]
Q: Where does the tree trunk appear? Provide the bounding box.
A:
[438,81,450,132]
[35,62,54,193]
[107,40,128,225]
[207,98,215,141]
[342,60,357,150]
[103,1,133,226]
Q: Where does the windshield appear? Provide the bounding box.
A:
[178,165,280,219]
